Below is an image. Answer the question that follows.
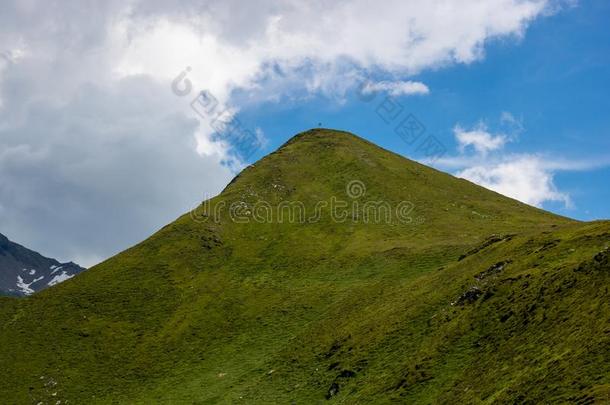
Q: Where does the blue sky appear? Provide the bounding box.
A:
[237,0,610,221]
[0,0,608,266]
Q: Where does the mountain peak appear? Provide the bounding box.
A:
[280,127,361,146]
[0,233,86,296]
[217,129,568,238]
[276,128,380,155]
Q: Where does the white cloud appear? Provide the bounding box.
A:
[454,123,508,155]
[104,0,556,152]
[434,113,604,209]
[113,0,552,76]
[456,155,571,208]
[430,153,610,172]
[361,80,430,96]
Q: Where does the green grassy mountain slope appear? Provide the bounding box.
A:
[0,129,608,404]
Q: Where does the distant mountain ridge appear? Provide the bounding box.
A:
[0,233,85,296]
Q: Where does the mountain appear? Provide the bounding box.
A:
[0,129,609,403]
[0,233,85,296]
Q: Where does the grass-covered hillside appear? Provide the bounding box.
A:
[0,129,608,404]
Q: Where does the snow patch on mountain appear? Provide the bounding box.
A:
[16,275,44,295]
[47,271,74,287]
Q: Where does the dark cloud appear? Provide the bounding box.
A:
[0,74,231,266]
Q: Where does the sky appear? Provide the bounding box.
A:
[0,0,608,267]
